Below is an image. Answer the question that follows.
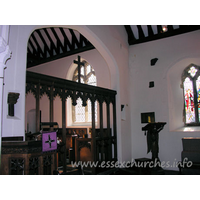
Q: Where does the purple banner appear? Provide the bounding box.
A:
[42,131,57,152]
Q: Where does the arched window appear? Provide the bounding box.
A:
[72,61,97,124]
[182,64,200,125]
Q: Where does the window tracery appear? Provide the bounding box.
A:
[182,64,200,125]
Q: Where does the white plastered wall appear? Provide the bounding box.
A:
[129,30,200,170]
[3,25,130,163]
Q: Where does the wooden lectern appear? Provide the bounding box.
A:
[142,122,166,161]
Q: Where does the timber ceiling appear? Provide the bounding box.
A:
[27,25,200,68]
[124,25,200,45]
[27,27,95,68]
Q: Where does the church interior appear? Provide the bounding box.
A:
[1,24,200,176]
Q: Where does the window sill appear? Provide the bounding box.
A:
[69,122,98,127]
[174,126,200,132]
[7,115,20,120]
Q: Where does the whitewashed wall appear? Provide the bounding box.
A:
[3,25,130,163]
[2,25,31,138]
[129,30,200,170]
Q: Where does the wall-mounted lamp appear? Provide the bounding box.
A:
[162,25,168,32]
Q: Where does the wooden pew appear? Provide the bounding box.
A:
[57,128,87,164]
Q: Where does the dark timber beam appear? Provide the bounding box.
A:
[27,28,95,68]
[157,25,163,34]
[80,34,87,46]
[43,28,59,55]
[27,46,32,55]
[31,33,46,58]
[124,25,136,45]
[69,29,81,49]
[126,25,200,46]
[50,28,65,53]
[137,25,145,39]
[59,28,73,50]
[27,44,95,68]
[147,25,154,37]
[28,39,39,58]
[36,29,52,57]
[167,25,174,32]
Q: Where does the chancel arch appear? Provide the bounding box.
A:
[24,26,120,174]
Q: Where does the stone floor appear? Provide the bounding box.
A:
[55,165,182,175]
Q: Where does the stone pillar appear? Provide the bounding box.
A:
[0,25,12,166]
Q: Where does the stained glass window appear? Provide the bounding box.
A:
[183,77,195,123]
[188,66,197,77]
[196,76,200,122]
[72,61,97,123]
[182,64,200,125]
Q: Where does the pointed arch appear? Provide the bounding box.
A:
[181,64,200,125]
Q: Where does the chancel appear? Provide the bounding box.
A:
[1,25,200,175]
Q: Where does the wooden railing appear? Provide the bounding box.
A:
[26,71,117,174]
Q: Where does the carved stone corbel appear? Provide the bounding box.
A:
[7,92,20,116]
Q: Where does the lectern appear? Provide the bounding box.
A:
[142,122,166,161]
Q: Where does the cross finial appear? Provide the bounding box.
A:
[74,55,85,83]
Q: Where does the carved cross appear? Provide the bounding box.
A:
[74,55,85,83]
[45,135,55,148]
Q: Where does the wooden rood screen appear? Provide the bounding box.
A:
[26,71,117,174]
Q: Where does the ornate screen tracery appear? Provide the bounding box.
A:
[72,61,97,123]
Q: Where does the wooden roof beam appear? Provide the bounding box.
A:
[147,25,154,37]
[124,25,136,45]
[50,28,65,53]
[31,33,46,58]
[69,29,81,49]
[137,25,145,39]
[28,39,40,58]
[36,29,52,57]
[59,28,73,50]
[43,28,59,55]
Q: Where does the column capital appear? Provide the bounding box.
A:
[0,36,7,53]
[0,36,12,66]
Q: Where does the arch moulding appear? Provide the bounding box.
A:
[27,25,122,162]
